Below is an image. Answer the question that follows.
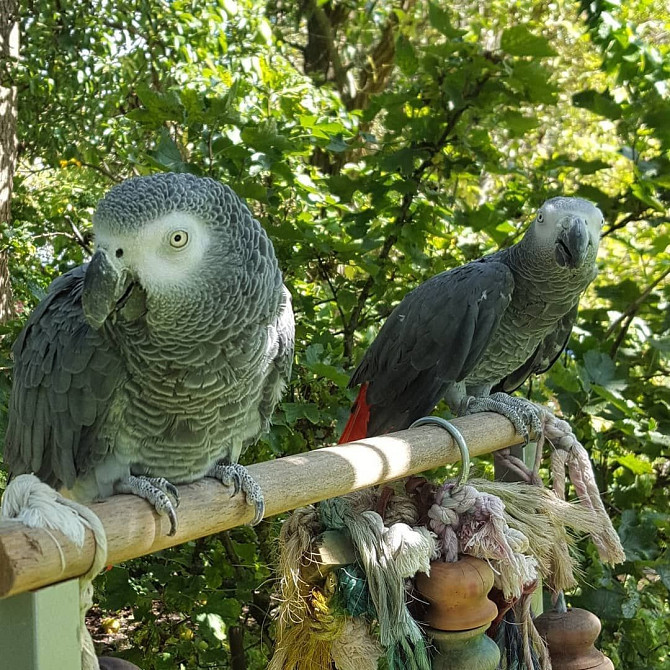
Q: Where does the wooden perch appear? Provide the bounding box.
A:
[0,412,521,599]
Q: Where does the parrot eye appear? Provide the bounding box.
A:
[537,213,544,223]
[169,230,189,249]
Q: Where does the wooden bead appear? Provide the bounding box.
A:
[415,556,498,631]
[534,608,614,670]
[415,556,501,669]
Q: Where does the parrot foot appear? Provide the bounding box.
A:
[208,462,265,526]
[115,475,180,536]
[466,392,542,444]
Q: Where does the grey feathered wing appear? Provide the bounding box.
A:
[4,265,126,489]
[254,285,295,439]
[493,303,579,393]
[349,260,515,435]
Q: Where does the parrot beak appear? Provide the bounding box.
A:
[82,249,134,329]
[555,216,590,269]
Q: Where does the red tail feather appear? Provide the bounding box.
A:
[339,383,371,444]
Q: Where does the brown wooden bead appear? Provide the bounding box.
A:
[415,556,498,631]
[534,608,614,670]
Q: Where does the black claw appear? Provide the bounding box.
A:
[167,508,178,536]
[166,482,181,507]
[250,501,265,527]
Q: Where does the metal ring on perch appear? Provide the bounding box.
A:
[409,416,471,487]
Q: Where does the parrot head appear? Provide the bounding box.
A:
[82,172,256,330]
[527,196,603,271]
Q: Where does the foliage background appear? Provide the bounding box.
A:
[1,0,669,668]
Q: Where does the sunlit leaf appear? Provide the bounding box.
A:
[501,25,558,57]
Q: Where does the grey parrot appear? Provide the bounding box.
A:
[340,197,602,443]
[4,172,294,534]
[98,659,142,670]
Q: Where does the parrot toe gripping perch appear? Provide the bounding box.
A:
[465,393,543,445]
[115,464,265,535]
[208,461,265,526]
[115,475,181,536]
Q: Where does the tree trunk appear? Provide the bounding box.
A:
[0,0,19,324]
[229,625,247,670]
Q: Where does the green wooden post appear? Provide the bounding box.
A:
[429,625,501,670]
[0,579,82,670]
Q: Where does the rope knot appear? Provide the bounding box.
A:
[427,503,458,528]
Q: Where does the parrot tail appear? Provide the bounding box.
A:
[339,383,371,444]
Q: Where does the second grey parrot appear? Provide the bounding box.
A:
[4,173,294,533]
[340,197,603,443]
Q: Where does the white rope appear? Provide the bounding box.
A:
[541,410,626,565]
[1,474,108,670]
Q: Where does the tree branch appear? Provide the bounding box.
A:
[607,265,670,357]
[64,215,93,253]
[304,0,351,104]
[316,254,348,333]
[352,0,417,110]
[602,210,648,238]
[79,161,122,182]
[229,625,247,670]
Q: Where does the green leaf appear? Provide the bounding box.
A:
[547,360,581,392]
[146,129,188,172]
[596,279,641,304]
[381,147,426,177]
[326,134,348,152]
[100,567,138,610]
[230,179,268,203]
[240,124,292,153]
[591,384,640,416]
[655,563,670,591]
[583,350,616,386]
[619,509,659,562]
[501,110,539,137]
[573,184,616,209]
[280,402,321,425]
[572,586,624,620]
[630,181,665,211]
[572,89,622,120]
[615,453,653,476]
[547,155,610,174]
[217,597,243,622]
[231,540,257,564]
[135,82,183,121]
[306,362,350,387]
[454,204,501,232]
[427,4,464,38]
[621,589,641,619]
[396,34,418,76]
[500,25,557,57]
[509,61,558,103]
[200,612,226,641]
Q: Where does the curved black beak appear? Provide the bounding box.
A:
[82,249,133,329]
[555,217,590,269]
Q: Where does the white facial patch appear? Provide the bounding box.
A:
[95,212,211,293]
[534,199,604,247]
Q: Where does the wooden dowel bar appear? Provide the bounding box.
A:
[0,412,521,599]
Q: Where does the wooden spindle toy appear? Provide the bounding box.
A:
[415,556,500,670]
[534,607,614,670]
